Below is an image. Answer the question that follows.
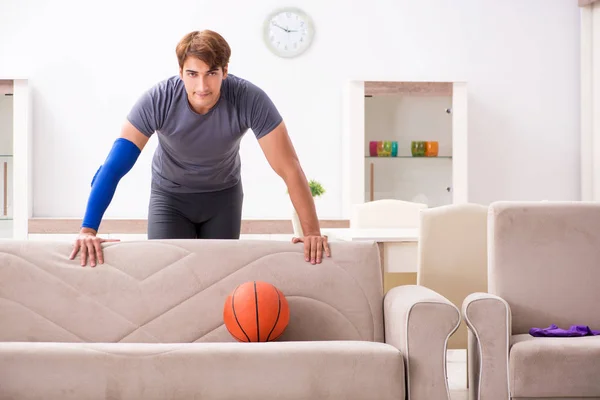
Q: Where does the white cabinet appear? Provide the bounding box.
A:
[343,80,468,214]
[364,93,453,206]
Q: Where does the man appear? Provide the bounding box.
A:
[70,30,330,266]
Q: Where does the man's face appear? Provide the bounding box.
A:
[180,57,228,114]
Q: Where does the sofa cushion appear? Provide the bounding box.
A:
[0,239,384,343]
[488,202,600,335]
[510,334,600,398]
[0,340,405,400]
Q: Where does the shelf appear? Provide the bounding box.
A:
[365,156,452,159]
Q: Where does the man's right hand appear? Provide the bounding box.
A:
[70,228,120,267]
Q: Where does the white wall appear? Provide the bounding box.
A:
[364,95,453,206]
[0,0,581,219]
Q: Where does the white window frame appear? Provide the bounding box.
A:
[581,4,600,200]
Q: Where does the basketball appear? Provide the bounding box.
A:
[223,281,290,342]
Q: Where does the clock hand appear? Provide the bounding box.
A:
[272,23,290,32]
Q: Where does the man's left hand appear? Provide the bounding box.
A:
[292,234,331,264]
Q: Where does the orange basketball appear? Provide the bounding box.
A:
[223,281,289,342]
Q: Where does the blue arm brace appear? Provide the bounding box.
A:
[81,138,141,231]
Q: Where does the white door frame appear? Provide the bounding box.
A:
[342,80,469,218]
[581,4,600,201]
[1,79,32,239]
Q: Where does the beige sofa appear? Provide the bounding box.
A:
[0,239,460,400]
[463,201,600,400]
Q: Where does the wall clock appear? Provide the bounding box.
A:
[264,8,314,58]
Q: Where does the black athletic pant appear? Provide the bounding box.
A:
[147,181,243,240]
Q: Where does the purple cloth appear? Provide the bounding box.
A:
[529,324,600,337]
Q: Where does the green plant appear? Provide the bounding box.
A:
[308,179,325,198]
[286,179,326,198]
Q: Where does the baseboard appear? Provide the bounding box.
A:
[28,218,350,234]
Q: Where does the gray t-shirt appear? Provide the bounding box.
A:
[127,74,283,193]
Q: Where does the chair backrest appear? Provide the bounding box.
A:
[488,201,600,335]
[0,239,385,343]
[351,199,428,229]
[417,203,488,349]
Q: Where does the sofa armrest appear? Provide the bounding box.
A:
[462,293,511,400]
[384,285,460,400]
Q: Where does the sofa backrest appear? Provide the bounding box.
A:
[488,202,600,335]
[0,239,384,343]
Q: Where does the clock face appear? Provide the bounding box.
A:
[264,8,314,58]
